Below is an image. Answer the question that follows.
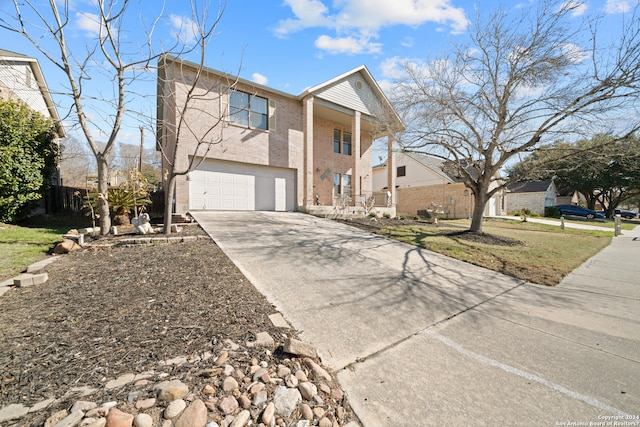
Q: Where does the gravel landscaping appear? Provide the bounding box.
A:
[0,224,356,427]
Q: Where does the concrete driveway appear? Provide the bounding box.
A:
[192,211,640,426]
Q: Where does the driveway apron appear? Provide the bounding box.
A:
[192,211,640,426]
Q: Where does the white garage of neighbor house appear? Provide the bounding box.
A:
[188,159,296,211]
[505,180,557,216]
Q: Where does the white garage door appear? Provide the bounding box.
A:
[188,161,295,211]
[189,170,255,210]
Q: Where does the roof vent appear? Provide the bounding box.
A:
[355,80,363,90]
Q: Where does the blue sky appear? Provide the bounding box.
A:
[1,0,637,155]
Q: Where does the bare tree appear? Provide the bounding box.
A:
[149,0,244,235]
[392,1,640,232]
[156,52,237,234]
[0,0,215,234]
[59,136,94,187]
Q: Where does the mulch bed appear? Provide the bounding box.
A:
[0,225,302,425]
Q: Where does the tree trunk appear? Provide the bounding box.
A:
[469,190,488,233]
[97,157,111,235]
[163,174,177,234]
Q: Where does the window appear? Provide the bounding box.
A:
[342,174,352,196]
[397,166,406,177]
[333,173,352,198]
[343,132,352,155]
[229,90,269,130]
[333,129,352,155]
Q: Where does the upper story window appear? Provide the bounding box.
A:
[343,132,352,155]
[334,130,341,153]
[229,90,268,130]
[397,166,406,177]
[333,129,352,155]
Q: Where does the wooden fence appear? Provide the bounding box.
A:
[44,186,165,219]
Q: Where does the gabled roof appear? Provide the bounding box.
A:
[507,180,554,193]
[375,152,463,182]
[301,65,404,133]
[0,49,65,137]
[161,55,404,135]
[404,152,459,183]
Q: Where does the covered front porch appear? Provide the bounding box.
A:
[297,66,404,216]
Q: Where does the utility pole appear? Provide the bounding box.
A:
[139,126,144,173]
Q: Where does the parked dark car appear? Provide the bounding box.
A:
[614,208,638,219]
[556,204,605,219]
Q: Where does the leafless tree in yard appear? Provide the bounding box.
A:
[155,56,239,234]
[0,0,222,234]
[392,0,640,232]
[155,4,238,234]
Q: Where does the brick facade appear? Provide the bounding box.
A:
[397,183,473,219]
[504,192,546,215]
[157,56,403,214]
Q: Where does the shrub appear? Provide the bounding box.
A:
[512,208,539,218]
[545,206,559,217]
[382,212,391,219]
[83,170,152,225]
[0,99,58,223]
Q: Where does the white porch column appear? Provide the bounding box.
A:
[303,96,314,207]
[387,134,396,207]
[352,111,361,201]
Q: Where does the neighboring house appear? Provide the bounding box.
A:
[556,185,581,206]
[372,152,504,218]
[156,55,404,215]
[1,49,66,215]
[0,49,65,141]
[505,180,557,216]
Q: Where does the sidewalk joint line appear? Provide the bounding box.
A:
[339,279,527,370]
[426,330,632,417]
[476,309,640,365]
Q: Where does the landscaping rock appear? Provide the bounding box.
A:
[154,379,189,402]
[163,399,186,419]
[229,409,251,427]
[272,386,302,418]
[133,413,153,427]
[175,399,207,427]
[105,408,133,427]
[0,403,29,422]
[246,331,275,348]
[283,338,317,358]
[53,238,82,254]
[304,358,332,381]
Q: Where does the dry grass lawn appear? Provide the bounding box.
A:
[376,218,613,286]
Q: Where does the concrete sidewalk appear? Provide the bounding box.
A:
[193,212,640,426]
[495,215,620,232]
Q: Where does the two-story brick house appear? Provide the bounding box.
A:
[156,55,403,216]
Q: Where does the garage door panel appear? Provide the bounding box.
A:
[189,162,294,211]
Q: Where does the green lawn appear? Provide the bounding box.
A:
[377,218,614,286]
[0,216,88,281]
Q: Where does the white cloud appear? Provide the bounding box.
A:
[252,73,268,85]
[169,14,199,45]
[276,0,469,54]
[274,0,332,36]
[561,42,590,63]
[605,0,632,14]
[76,12,102,36]
[400,37,414,48]
[315,34,382,55]
[380,56,406,79]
